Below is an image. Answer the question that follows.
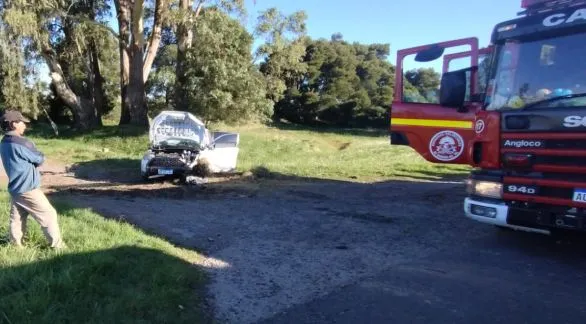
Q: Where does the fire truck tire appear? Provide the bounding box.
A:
[141,171,152,182]
[494,225,511,231]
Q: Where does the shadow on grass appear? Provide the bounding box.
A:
[67,158,246,187]
[68,158,142,184]
[47,156,471,198]
[248,165,468,183]
[46,163,469,203]
[59,147,469,192]
[389,167,470,182]
[0,246,210,323]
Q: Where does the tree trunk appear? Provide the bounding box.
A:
[87,0,105,125]
[88,39,105,125]
[165,84,172,107]
[143,0,165,82]
[119,48,131,124]
[115,0,166,127]
[115,0,132,125]
[175,0,202,111]
[126,44,149,126]
[42,48,100,130]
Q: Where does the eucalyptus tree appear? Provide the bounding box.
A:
[1,0,115,130]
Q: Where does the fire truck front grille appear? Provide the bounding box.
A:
[537,186,574,200]
[541,173,586,182]
[543,139,586,150]
[501,134,586,208]
[534,156,586,167]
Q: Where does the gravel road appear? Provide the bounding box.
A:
[51,175,586,324]
[2,157,584,323]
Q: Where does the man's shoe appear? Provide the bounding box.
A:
[52,242,68,250]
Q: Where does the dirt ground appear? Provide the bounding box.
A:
[3,161,586,324]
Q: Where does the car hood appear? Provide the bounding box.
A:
[149,110,211,149]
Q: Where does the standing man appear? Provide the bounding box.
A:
[0,110,65,249]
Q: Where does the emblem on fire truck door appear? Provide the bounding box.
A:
[429,130,464,161]
[475,120,485,134]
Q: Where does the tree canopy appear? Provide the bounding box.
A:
[0,2,444,130]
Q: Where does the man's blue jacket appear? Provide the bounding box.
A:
[0,131,45,195]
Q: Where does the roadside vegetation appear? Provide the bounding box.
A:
[0,118,469,323]
[0,2,467,323]
[1,2,439,132]
[27,121,469,183]
[0,184,209,323]
[1,1,453,182]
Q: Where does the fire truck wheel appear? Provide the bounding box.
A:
[494,225,511,231]
[141,173,150,182]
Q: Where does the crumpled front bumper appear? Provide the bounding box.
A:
[140,153,191,178]
[143,165,192,177]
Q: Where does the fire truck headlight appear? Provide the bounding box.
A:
[466,179,503,199]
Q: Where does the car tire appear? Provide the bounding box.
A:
[141,172,151,182]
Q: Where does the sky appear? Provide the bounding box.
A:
[241,0,523,71]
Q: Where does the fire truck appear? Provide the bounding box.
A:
[390,0,586,235]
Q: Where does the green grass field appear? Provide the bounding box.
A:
[27,122,470,182]
[0,185,209,323]
[0,121,471,322]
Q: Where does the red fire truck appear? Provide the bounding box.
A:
[390,0,586,235]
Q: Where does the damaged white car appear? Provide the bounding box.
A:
[140,110,240,182]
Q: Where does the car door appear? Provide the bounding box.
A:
[390,37,484,165]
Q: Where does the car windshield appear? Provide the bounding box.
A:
[485,31,586,111]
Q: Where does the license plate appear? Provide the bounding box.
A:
[157,168,173,175]
[572,189,586,203]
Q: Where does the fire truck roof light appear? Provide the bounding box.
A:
[522,0,546,8]
[522,0,584,8]
[519,0,586,16]
[497,24,517,32]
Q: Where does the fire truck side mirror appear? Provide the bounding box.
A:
[414,44,445,62]
[439,70,466,109]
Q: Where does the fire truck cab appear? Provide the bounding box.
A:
[390,0,586,235]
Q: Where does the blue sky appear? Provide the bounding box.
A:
[241,0,523,71]
[109,0,523,69]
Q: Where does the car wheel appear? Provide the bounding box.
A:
[141,172,151,182]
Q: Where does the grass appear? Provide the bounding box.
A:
[234,123,470,182]
[0,185,210,323]
[26,121,470,182]
[0,121,468,322]
[28,124,148,169]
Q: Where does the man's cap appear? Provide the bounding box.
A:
[1,110,30,123]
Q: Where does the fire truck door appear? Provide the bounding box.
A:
[390,38,483,165]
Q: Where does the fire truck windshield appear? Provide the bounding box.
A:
[485,31,586,111]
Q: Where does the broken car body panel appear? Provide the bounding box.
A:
[140,110,240,179]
